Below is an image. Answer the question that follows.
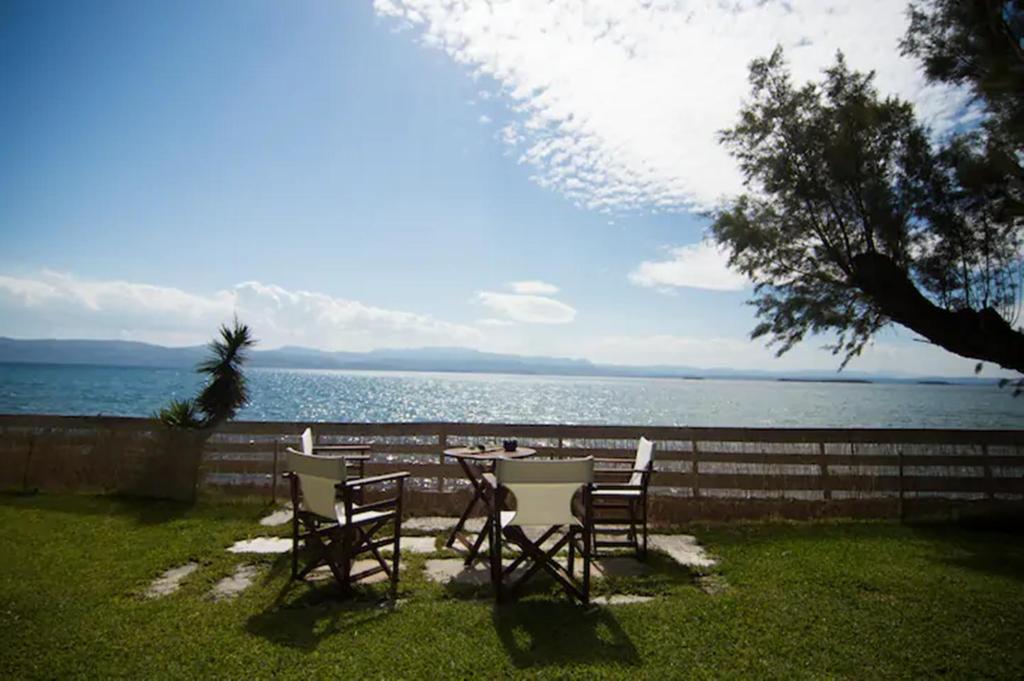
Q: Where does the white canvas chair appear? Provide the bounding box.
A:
[592,436,655,559]
[284,428,408,598]
[490,457,595,605]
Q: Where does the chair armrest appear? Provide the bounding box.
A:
[593,457,633,464]
[341,472,411,488]
[313,444,371,453]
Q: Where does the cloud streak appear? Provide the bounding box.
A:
[509,280,559,295]
[476,291,576,324]
[630,241,748,292]
[0,271,482,350]
[375,0,969,212]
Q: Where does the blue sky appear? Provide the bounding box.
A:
[0,0,993,376]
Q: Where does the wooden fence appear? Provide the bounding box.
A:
[2,414,1023,520]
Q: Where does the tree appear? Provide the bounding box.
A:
[710,47,1023,374]
[902,0,1023,152]
[158,320,256,429]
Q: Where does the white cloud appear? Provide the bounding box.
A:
[476,317,517,327]
[630,241,748,292]
[0,271,483,350]
[509,280,559,295]
[375,0,970,212]
[477,114,492,125]
[476,291,576,324]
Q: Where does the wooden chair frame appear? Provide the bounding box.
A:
[284,441,408,599]
[490,483,594,606]
[592,454,653,560]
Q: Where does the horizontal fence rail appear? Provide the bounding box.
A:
[2,414,1023,520]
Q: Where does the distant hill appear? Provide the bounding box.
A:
[0,337,998,385]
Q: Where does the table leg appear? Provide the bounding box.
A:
[444,458,486,549]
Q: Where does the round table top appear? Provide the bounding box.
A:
[443,446,536,461]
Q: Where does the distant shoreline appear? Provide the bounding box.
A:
[0,358,999,388]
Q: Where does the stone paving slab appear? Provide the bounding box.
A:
[145,562,198,599]
[227,537,291,554]
[586,557,654,580]
[649,535,716,568]
[423,559,495,587]
[404,517,485,533]
[210,564,260,601]
[396,536,438,554]
[259,509,293,527]
[308,560,392,584]
[593,594,655,605]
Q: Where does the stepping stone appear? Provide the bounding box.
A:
[210,564,259,601]
[572,557,654,580]
[145,562,198,599]
[404,517,486,533]
[378,535,436,555]
[593,594,655,606]
[308,559,392,584]
[649,535,716,568]
[259,509,293,527]
[404,517,458,533]
[227,537,291,554]
[423,559,493,587]
[397,536,438,554]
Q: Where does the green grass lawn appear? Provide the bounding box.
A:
[1,493,1023,679]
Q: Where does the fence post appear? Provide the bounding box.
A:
[981,443,994,500]
[271,438,279,505]
[818,441,831,502]
[690,438,701,500]
[21,432,36,493]
[438,428,448,493]
[897,446,905,522]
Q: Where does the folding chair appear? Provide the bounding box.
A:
[283,428,409,598]
[490,457,594,605]
[592,437,655,559]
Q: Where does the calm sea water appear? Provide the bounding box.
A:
[1,363,1022,428]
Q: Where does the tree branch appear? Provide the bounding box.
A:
[851,251,1024,373]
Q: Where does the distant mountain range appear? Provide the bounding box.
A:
[0,337,997,385]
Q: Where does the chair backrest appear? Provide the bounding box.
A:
[300,427,314,456]
[496,457,594,527]
[287,428,346,520]
[630,437,655,487]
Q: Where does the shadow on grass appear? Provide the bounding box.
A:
[245,553,396,651]
[491,600,640,669]
[908,521,1024,584]
[0,491,198,525]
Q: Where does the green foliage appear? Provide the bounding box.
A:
[195,320,256,428]
[158,319,256,429]
[902,0,1024,151]
[712,42,1023,370]
[156,398,202,429]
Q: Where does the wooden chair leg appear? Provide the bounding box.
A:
[391,481,404,601]
[491,505,503,603]
[641,496,649,560]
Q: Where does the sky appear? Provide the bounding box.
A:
[0,0,998,377]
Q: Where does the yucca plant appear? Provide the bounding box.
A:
[195,320,256,427]
[158,319,256,429]
[157,398,203,428]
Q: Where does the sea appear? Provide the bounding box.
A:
[0,363,1021,429]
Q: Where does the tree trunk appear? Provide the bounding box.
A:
[851,252,1024,374]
